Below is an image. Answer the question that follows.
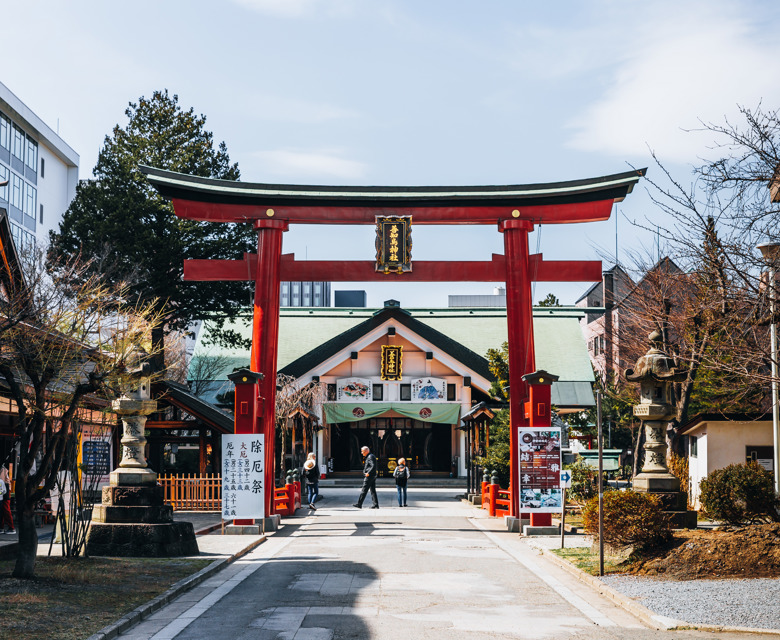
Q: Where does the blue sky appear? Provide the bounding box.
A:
[5,0,780,306]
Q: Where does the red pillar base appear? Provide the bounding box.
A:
[529,513,552,526]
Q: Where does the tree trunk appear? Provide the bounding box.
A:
[151,325,165,374]
[12,501,38,579]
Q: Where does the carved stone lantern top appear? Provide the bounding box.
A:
[625,330,686,385]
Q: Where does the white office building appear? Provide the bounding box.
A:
[0,81,79,251]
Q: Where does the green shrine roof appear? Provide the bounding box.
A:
[191,305,594,406]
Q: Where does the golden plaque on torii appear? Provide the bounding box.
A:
[375,216,412,274]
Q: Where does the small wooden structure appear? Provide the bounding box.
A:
[459,402,497,496]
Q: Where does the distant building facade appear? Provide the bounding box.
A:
[280,281,331,307]
[334,290,367,307]
[0,81,79,250]
[448,286,506,307]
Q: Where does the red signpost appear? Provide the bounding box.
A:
[143,166,644,522]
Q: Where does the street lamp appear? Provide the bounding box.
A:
[757,241,780,494]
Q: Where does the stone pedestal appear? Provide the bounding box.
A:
[86,365,198,557]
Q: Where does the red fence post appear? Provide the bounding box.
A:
[489,474,499,518]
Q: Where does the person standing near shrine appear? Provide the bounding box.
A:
[303,452,319,510]
[353,446,379,509]
[393,457,410,507]
[0,466,14,534]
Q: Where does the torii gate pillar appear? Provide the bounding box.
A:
[246,219,287,521]
[500,219,536,519]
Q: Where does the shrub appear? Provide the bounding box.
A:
[566,457,596,504]
[699,462,780,525]
[668,453,689,496]
[583,490,672,552]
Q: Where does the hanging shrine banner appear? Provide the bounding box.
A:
[381,345,403,380]
[221,434,265,519]
[375,216,412,273]
[518,427,562,513]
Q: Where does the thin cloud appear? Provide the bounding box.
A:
[252,149,367,180]
[230,0,355,18]
[244,95,361,124]
[566,1,780,162]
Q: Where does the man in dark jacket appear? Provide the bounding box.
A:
[353,446,379,508]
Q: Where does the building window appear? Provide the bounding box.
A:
[447,384,456,401]
[25,137,37,172]
[372,384,383,401]
[0,113,9,150]
[40,157,45,178]
[0,165,8,201]
[12,125,25,161]
[690,436,698,457]
[399,384,411,401]
[39,203,43,223]
[24,183,36,218]
[11,174,23,209]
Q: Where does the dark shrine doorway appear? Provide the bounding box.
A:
[331,417,452,475]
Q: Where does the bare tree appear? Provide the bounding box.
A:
[611,105,780,455]
[187,348,231,397]
[275,373,324,482]
[1,248,165,579]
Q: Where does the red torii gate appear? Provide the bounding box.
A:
[143,166,644,523]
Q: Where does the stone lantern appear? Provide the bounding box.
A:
[86,353,199,556]
[625,331,697,528]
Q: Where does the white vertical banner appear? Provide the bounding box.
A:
[221,434,265,519]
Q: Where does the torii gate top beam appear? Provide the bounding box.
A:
[140,166,645,225]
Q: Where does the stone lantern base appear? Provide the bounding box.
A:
[86,484,199,557]
[633,472,698,529]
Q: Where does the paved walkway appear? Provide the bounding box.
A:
[113,488,762,640]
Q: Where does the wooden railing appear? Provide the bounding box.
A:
[159,474,222,512]
[481,479,511,517]
[159,473,301,516]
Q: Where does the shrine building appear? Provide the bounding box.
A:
[191,300,594,478]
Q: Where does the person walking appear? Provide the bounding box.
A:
[393,457,410,507]
[353,446,379,509]
[0,466,15,534]
[303,452,319,510]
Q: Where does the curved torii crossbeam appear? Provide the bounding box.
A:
[143,166,644,522]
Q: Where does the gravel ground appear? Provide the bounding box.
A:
[600,575,780,630]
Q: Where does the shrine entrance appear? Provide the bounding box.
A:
[143,166,643,525]
[332,417,451,475]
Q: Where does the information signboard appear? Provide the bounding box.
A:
[221,434,265,519]
[518,427,562,513]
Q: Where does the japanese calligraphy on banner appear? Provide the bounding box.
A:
[375,216,412,274]
[381,345,403,380]
[518,427,562,513]
[221,434,265,519]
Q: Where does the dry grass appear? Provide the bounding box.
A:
[0,556,210,640]
[551,546,627,575]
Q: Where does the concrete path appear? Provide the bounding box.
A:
[115,488,760,640]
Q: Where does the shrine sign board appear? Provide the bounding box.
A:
[376,216,412,273]
[381,345,403,380]
[518,427,562,513]
[221,434,265,519]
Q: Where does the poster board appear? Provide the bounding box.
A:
[518,427,562,513]
[80,423,113,489]
[336,378,372,402]
[221,434,265,519]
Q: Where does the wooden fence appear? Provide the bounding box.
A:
[158,474,302,515]
[159,474,222,512]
